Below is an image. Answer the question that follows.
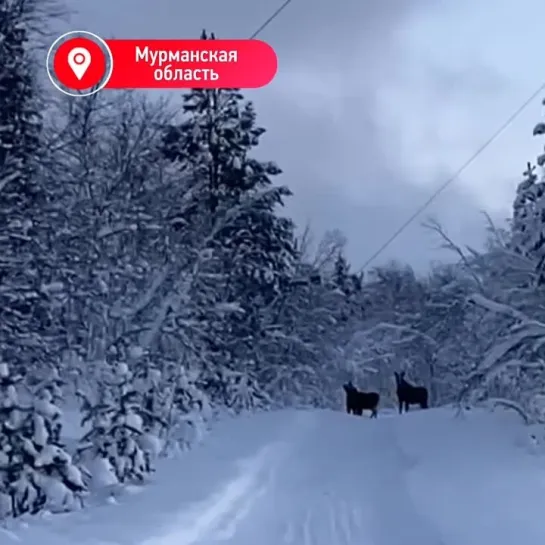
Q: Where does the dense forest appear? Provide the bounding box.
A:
[2,0,545,520]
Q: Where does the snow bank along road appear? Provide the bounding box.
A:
[8,407,545,545]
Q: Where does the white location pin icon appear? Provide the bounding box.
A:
[67,47,91,80]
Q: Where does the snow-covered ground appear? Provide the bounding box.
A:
[4,407,545,545]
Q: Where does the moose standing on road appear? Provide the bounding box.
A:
[343,381,380,418]
[394,371,428,414]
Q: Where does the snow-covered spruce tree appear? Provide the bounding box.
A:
[163,364,211,449]
[77,362,161,488]
[161,30,297,408]
[26,363,66,448]
[332,252,350,293]
[332,252,363,296]
[512,99,545,283]
[329,251,363,323]
[0,362,86,518]
[0,0,55,373]
[129,359,198,456]
[0,361,23,518]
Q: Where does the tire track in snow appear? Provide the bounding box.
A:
[208,441,283,541]
[139,443,282,545]
[140,411,308,545]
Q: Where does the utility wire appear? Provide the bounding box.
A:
[247,0,544,273]
[360,82,545,271]
[249,0,293,39]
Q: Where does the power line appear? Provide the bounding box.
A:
[249,0,293,39]
[360,81,545,271]
[247,0,544,273]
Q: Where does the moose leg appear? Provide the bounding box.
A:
[404,401,409,412]
[398,399,403,414]
[371,408,377,418]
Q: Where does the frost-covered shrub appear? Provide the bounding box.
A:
[217,367,269,413]
[0,363,86,519]
[76,362,156,487]
[164,365,211,451]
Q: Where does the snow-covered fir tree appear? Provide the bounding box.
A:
[0,0,52,373]
[0,360,22,518]
[164,364,211,449]
[511,161,545,280]
[161,30,298,408]
[332,252,350,293]
[77,361,159,488]
[0,362,86,518]
[511,99,545,282]
[132,361,168,453]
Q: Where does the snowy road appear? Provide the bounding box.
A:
[10,407,545,545]
[208,411,447,545]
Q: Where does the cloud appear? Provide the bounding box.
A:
[250,84,490,271]
[58,0,535,271]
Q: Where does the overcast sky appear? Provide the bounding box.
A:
[57,0,545,272]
